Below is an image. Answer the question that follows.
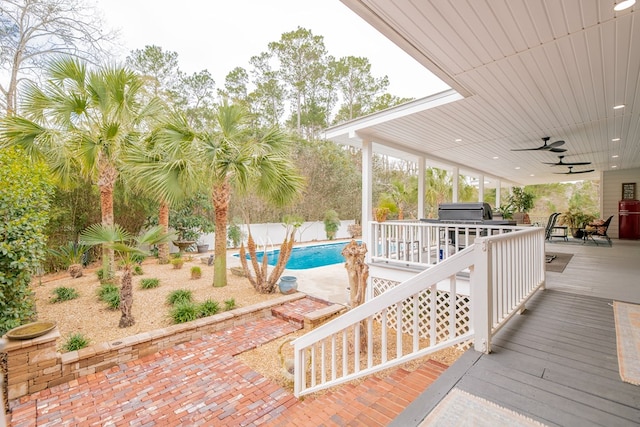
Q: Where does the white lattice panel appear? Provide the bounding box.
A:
[372,277,470,345]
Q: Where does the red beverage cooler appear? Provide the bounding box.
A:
[619,200,640,239]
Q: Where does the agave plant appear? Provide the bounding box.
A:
[49,242,91,278]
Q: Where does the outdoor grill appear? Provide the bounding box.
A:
[422,202,516,225]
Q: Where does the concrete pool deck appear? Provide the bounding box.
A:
[225,241,351,306]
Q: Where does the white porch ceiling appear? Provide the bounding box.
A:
[326,0,640,185]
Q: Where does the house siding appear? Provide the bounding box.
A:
[602,167,640,238]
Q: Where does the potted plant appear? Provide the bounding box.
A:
[374,207,390,222]
[559,209,597,238]
[166,194,215,254]
[505,187,535,224]
[48,242,91,278]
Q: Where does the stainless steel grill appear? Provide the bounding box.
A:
[422,202,516,225]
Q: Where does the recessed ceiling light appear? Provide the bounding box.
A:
[614,0,636,11]
[613,104,625,109]
[455,138,462,142]
[492,156,499,160]
[612,155,619,158]
[530,174,535,177]
[612,165,618,168]
[612,138,621,141]
[515,166,521,170]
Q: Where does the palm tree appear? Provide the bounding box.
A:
[80,224,174,327]
[425,168,453,218]
[0,57,164,277]
[156,102,304,287]
[123,117,202,263]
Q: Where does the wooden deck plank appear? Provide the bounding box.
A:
[396,289,640,426]
[470,357,640,422]
[460,360,638,427]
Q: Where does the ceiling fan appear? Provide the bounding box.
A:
[543,155,591,166]
[553,166,595,175]
[511,137,567,153]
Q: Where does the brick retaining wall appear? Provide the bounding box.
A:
[2,293,306,401]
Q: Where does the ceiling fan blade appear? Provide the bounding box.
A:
[543,155,592,166]
[547,140,565,148]
[511,137,567,152]
[554,168,595,175]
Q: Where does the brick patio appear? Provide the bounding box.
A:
[9,297,447,426]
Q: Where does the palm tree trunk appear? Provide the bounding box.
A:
[99,162,118,278]
[158,201,170,264]
[119,267,135,327]
[212,180,230,287]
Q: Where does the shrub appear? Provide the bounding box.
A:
[50,287,79,303]
[170,302,199,324]
[131,253,147,264]
[171,258,184,269]
[166,289,192,306]
[0,147,53,335]
[140,278,160,289]
[323,209,341,240]
[96,268,106,281]
[133,265,144,276]
[224,298,237,311]
[97,283,120,310]
[190,266,202,279]
[198,299,220,317]
[62,333,90,352]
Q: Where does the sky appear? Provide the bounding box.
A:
[94,0,449,99]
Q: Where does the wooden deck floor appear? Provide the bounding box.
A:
[392,239,640,426]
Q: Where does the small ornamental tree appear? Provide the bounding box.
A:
[0,148,53,335]
[323,209,341,240]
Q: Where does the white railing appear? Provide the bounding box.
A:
[370,220,530,269]
[471,226,546,352]
[291,223,545,397]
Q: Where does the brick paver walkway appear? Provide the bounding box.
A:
[9,297,448,426]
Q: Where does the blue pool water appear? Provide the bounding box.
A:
[236,241,352,270]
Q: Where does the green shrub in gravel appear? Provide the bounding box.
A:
[97,283,120,309]
[198,299,220,317]
[50,287,79,303]
[62,333,90,352]
[224,298,236,311]
[166,289,192,306]
[170,302,199,324]
[140,278,160,289]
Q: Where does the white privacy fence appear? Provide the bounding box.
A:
[291,223,545,397]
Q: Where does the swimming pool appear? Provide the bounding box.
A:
[235,241,352,270]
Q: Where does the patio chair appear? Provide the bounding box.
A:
[582,215,613,246]
[545,212,568,241]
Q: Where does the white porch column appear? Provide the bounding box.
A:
[361,138,373,302]
[361,138,373,244]
[495,179,502,208]
[418,156,425,219]
[478,174,485,202]
[452,167,459,202]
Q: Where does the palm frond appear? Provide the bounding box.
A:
[80,223,131,246]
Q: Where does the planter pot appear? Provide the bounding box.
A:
[279,276,298,294]
[196,244,209,253]
[571,228,584,239]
